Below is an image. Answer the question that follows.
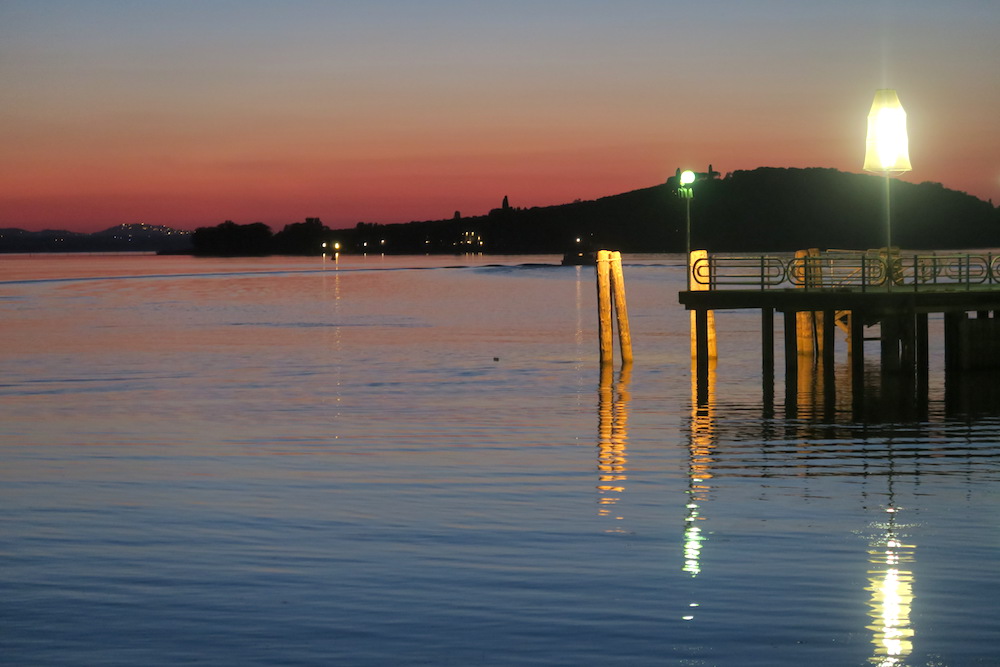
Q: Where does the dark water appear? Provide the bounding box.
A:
[2,254,999,666]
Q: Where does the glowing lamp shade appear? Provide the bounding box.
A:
[864,89,912,173]
[680,170,696,185]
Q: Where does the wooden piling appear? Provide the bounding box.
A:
[783,310,798,388]
[850,309,866,407]
[596,250,633,365]
[608,251,633,364]
[596,250,614,363]
[822,308,836,389]
[761,307,775,416]
[880,316,901,373]
[761,307,774,379]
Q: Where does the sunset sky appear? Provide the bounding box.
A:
[2,1,998,232]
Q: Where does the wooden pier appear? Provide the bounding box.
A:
[679,250,1000,407]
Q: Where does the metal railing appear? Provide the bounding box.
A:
[690,251,1000,292]
[690,255,787,290]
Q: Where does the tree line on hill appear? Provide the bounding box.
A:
[189,167,999,256]
[6,167,993,256]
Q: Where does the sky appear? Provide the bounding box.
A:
[2,0,998,233]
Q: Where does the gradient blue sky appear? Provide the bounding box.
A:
[2,0,998,231]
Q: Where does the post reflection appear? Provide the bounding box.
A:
[866,503,915,666]
[597,363,631,531]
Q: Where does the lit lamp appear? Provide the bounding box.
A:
[678,169,696,290]
[863,89,911,256]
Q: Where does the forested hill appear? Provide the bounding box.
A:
[299,167,996,255]
[12,167,994,255]
[398,167,999,253]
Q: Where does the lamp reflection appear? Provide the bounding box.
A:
[597,363,631,531]
[683,358,716,619]
[866,504,915,666]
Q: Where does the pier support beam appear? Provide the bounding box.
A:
[881,316,901,373]
[762,307,775,409]
[695,308,710,400]
[850,309,865,403]
[783,310,798,408]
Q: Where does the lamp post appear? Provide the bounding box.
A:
[863,89,911,275]
[678,169,696,290]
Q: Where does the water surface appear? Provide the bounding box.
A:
[2,253,999,666]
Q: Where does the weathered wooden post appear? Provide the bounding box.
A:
[596,250,614,363]
[609,251,633,364]
[596,250,633,365]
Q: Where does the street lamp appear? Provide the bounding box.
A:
[678,169,696,290]
[864,89,911,257]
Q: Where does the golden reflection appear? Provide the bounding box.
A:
[796,356,819,420]
[683,358,716,620]
[597,363,631,531]
[866,505,915,666]
[321,269,344,438]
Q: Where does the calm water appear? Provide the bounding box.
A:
[2,253,999,666]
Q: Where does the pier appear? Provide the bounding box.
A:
[679,250,1000,409]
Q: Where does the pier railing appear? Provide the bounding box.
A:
[691,251,1000,292]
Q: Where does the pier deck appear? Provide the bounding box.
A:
[678,251,1000,406]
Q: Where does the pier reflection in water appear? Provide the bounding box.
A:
[680,347,1000,665]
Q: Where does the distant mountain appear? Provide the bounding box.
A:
[0,224,192,253]
[330,167,998,254]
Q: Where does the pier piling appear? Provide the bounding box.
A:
[596,250,633,365]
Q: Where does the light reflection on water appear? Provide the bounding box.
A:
[2,254,1000,666]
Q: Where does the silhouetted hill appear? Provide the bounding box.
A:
[10,168,995,256]
[336,167,996,254]
[0,224,192,253]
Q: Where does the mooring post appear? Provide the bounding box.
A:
[688,249,717,361]
[596,250,614,363]
[609,251,633,364]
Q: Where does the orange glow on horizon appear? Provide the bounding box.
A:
[2,4,997,232]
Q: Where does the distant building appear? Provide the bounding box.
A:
[668,164,721,187]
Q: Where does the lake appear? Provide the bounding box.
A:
[2,253,999,666]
